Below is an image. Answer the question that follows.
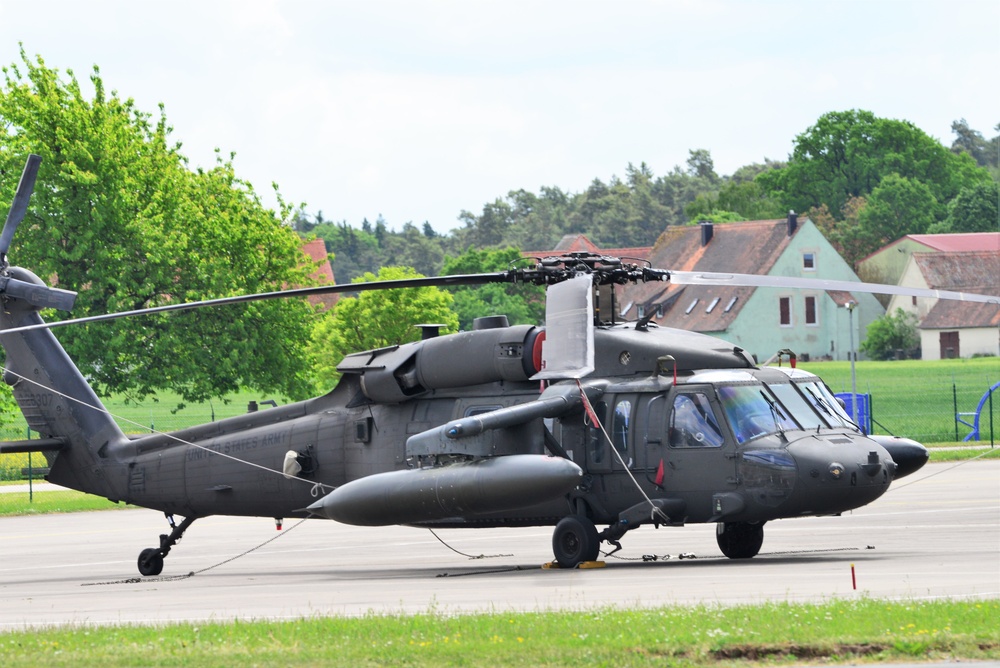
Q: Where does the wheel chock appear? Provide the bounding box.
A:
[541,560,607,570]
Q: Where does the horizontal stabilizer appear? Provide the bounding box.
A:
[0,437,67,454]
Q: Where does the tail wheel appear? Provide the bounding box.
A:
[552,515,600,567]
[137,548,164,576]
[716,521,764,559]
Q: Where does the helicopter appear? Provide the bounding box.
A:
[1,154,996,577]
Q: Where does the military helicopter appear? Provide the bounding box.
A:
[1,155,995,577]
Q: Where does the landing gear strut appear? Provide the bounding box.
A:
[716,521,764,559]
[137,514,197,576]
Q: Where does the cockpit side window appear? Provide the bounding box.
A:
[669,393,724,448]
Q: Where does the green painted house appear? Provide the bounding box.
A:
[618,214,884,363]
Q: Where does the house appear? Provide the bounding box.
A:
[301,238,338,310]
[857,232,1000,288]
[886,250,1000,360]
[616,214,884,363]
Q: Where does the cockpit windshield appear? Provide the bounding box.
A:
[717,384,799,444]
[795,380,859,430]
[766,382,826,430]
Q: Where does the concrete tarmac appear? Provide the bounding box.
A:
[0,460,997,628]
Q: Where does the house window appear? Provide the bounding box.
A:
[805,296,817,325]
[637,304,645,319]
[779,297,792,326]
[724,296,738,313]
[685,298,699,315]
[705,297,720,313]
[803,252,816,270]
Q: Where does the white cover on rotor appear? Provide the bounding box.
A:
[532,274,595,380]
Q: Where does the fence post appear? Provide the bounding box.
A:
[26,427,33,503]
[953,382,959,442]
[990,381,995,448]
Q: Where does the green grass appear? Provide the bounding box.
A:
[0,489,126,516]
[0,599,996,667]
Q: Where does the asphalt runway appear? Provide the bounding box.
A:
[1,459,997,628]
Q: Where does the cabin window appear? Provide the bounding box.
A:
[669,393,724,448]
[779,297,792,326]
[805,296,817,325]
[611,400,632,455]
[587,400,608,464]
[803,252,816,270]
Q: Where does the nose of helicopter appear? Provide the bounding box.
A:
[866,434,929,479]
[780,434,899,515]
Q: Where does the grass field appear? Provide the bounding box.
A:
[0,598,996,667]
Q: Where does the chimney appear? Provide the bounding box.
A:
[699,221,714,246]
[787,210,798,236]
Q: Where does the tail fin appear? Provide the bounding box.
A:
[1,270,128,498]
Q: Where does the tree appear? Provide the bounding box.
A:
[950,118,994,168]
[860,308,920,360]
[856,173,939,249]
[441,247,545,330]
[308,267,459,392]
[0,49,317,404]
[761,110,989,220]
[929,180,1000,234]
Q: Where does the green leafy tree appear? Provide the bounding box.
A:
[929,180,1000,234]
[860,308,920,360]
[441,247,544,330]
[308,267,459,392]
[0,49,317,404]
[761,110,988,220]
[856,173,939,249]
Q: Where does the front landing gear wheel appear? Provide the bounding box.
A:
[552,515,600,567]
[138,548,164,576]
[716,521,764,559]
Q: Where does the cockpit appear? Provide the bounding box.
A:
[682,367,860,445]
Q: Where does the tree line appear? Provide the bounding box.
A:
[305,113,997,284]
[0,48,997,412]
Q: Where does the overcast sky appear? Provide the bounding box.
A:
[2,0,997,233]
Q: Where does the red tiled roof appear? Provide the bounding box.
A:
[919,300,1000,329]
[621,220,796,331]
[907,232,1000,253]
[301,238,337,309]
[912,250,1000,292]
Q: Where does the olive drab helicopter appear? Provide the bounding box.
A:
[1,155,997,577]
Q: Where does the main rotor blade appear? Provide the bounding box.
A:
[0,272,511,335]
[1,154,42,257]
[668,270,1000,305]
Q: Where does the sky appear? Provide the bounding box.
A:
[1,0,997,234]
